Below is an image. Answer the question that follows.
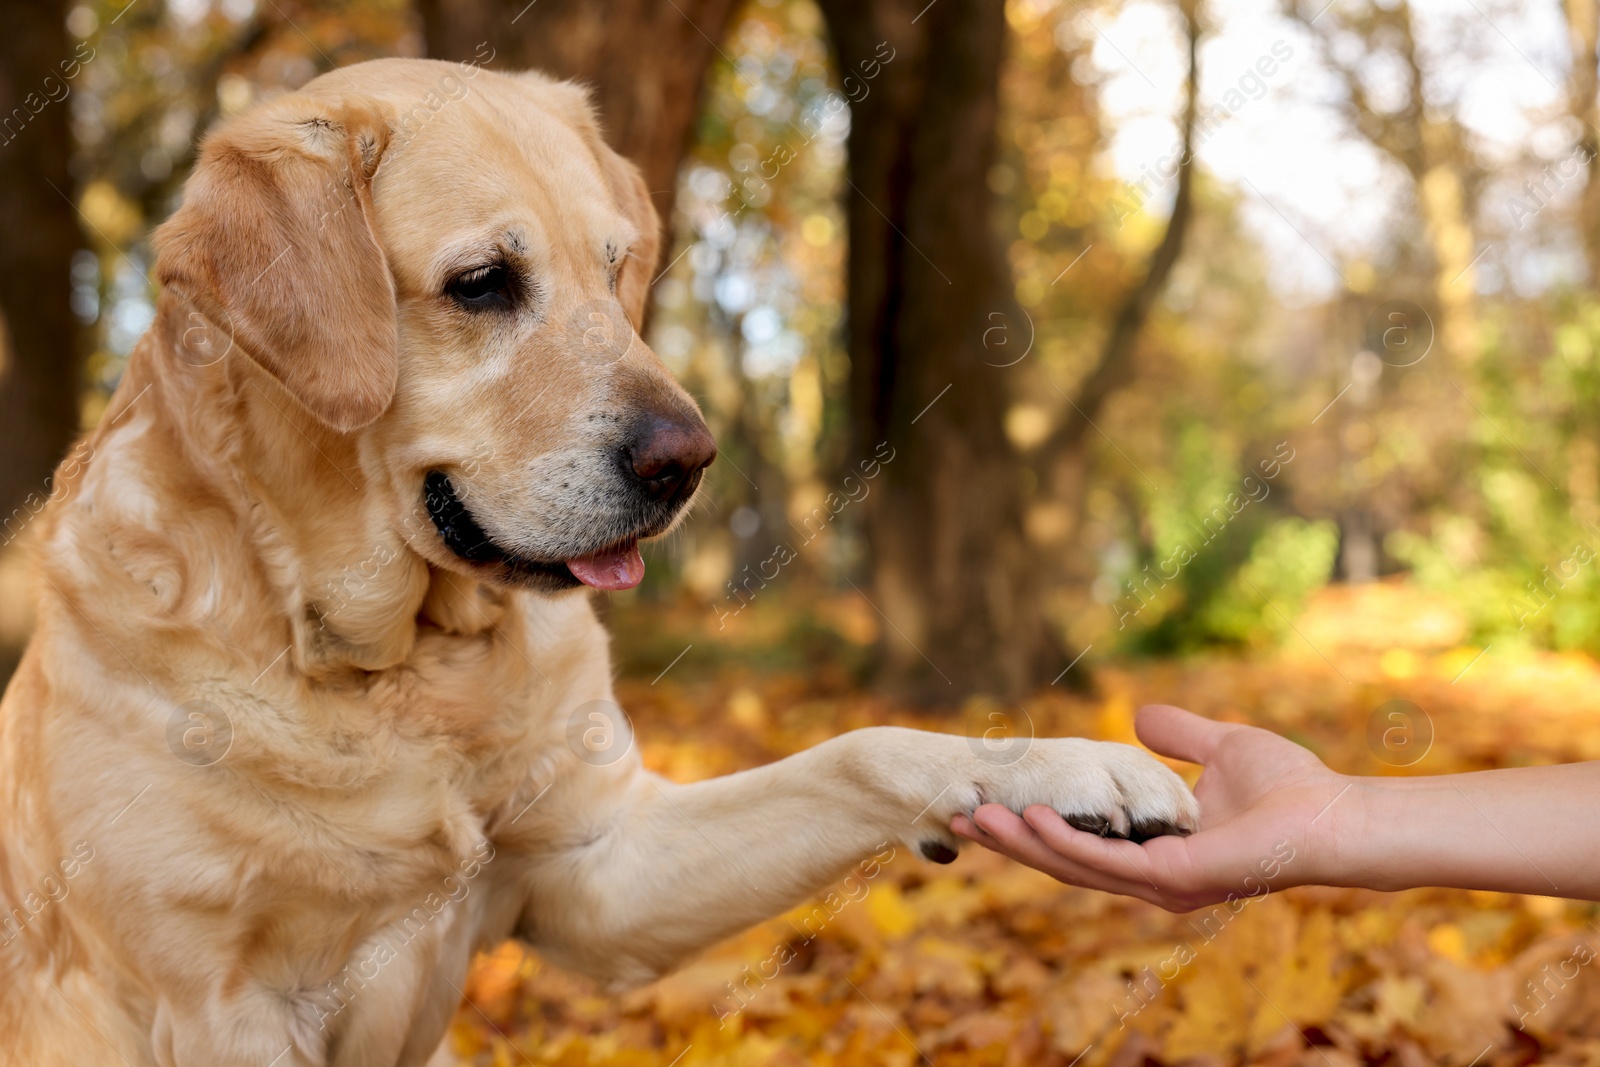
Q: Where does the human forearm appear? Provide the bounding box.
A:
[1326,764,1600,899]
[960,707,1600,910]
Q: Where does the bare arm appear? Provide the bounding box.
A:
[953,705,1600,908]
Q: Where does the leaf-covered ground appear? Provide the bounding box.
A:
[444,586,1600,1066]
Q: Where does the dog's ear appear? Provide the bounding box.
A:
[601,152,661,330]
[154,96,397,433]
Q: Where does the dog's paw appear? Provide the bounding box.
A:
[913,738,1198,862]
[997,738,1199,842]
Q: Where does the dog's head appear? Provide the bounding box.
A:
[153,59,714,595]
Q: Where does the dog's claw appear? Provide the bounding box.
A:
[1064,812,1117,837]
[919,839,959,864]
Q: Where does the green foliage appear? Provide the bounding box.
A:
[1380,293,1600,654]
[1114,427,1339,654]
[1194,517,1341,645]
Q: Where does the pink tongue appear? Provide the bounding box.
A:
[565,540,645,590]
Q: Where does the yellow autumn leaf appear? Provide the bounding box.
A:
[1428,922,1468,963]
[866,881,917,939]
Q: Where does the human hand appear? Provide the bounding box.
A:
[951,704,1355,911]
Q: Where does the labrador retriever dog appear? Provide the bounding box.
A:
[0,59,1199,1066]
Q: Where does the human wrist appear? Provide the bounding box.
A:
[1316,774,1443,893]
[1302,773,1389,891]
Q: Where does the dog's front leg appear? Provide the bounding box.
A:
[511,726,1196,987]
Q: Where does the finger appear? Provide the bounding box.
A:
[1022,805,1166,890]
[950,813,999,848]
[968,805,1158,901]
[968,803,1030,842]
[1135,704,1233,765]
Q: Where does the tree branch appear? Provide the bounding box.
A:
[1041,0,1202,460]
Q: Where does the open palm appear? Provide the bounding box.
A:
[952,704,1354,911]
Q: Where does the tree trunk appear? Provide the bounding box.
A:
[1564,0,1600,280]
[418,0,738,243]
[1418,163,1479,362]
[819,0,1049,702]
[0,0,80,522]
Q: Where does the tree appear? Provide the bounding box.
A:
[809,0,1040,700]
[419,0,740,239]
[1038,1,1200,462]
[1562,0,1600,279]
[1289,0,1482,362]
[0,0,80,523]
[1288,0,1490,581]
[818,0,1201,700]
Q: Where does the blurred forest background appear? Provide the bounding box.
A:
[8,0,1600,1063]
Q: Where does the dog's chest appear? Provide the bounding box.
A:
[221,603,599,946]
[172,636,571,1064]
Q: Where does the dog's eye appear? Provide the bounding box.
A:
[446,264,515,311]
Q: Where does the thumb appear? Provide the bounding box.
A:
[1135,704,1233,765]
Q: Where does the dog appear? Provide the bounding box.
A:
[0,59,1199,1066]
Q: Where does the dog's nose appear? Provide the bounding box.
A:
[626,414,716,505]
